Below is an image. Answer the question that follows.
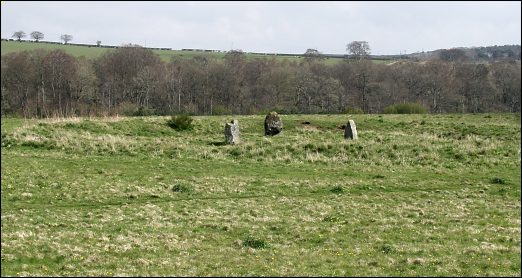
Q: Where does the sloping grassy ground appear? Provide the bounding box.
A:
[1,113,520,276]
[1,40,226,62]
[1,41,391,65]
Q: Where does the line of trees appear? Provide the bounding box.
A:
[1,46,520,118]
[11,31,73,44]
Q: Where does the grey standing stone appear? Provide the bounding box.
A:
[344,120,358,140]
[264,112,283,136]
[224,119,240,144]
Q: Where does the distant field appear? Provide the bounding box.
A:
[1,113,520,276]
[2,41,110,58]
[1,41,392,64]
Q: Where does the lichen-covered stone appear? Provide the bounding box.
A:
[224,119,240,144]
[264,112,283,136]
[344,120,358,140]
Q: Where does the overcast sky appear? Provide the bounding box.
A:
[1,1,520,55]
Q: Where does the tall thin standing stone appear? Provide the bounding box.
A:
[224,119,240,144]
[344,120,358,140]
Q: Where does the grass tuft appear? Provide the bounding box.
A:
[490,177,507,184]
[242,235,269,249]
[376,243,396,254]
[330,185,344,194]
[171,183,193,193]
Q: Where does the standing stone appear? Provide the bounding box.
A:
[344,120,358,140]
[264,112,283,136]
[224,119,240,144]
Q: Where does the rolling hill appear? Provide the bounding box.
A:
[1,40,393,64]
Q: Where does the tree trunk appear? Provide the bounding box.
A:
[178,90,181,112]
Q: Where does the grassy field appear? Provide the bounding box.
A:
[1,113,520,276]
[1,40,391,65]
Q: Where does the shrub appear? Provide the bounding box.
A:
[118,102,139,116]
[212,105,232,115]
[383,105,396,114]
[383,103,427,114]
[134,106,156,116]
[166,114,194,131]
[117,102,156,116]
[343,107,364,114]
[258,107,284,116]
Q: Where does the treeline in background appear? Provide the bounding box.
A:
[1,47,520,118]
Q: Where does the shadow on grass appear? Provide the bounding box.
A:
[209,141,227,146]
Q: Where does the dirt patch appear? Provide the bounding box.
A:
[297,120,321,131]
[301,124,320,131]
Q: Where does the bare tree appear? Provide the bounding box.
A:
[347,41,371,59]
[30,31,44,42]
[224,50,246,68]
[60,34,73,44]
[438,48,467,62]
[303,48,324,62]
[42,50,78,116]
[352,60,373,112]
[12,31,26,42]
[491,62,521,112]
[1,42,520,117]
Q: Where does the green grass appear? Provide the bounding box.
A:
[1,41,393,64]
[1,40,112,59]
[1,113,520,276]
